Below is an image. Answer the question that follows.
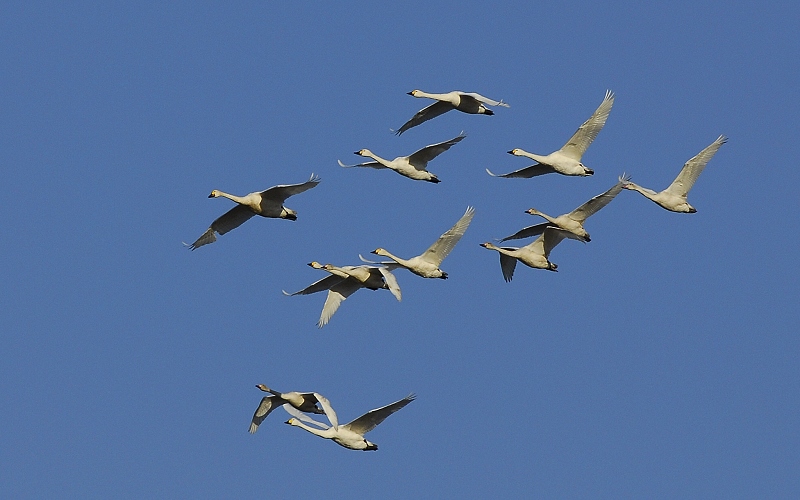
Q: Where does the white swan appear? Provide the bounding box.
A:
[283,262,401,327]
[395,90,508,135]
[498,175,629,243]
[338,134,465,183]
[249,384,337,434]
[285,394,416,451]
[480,227,579,281]
[487,90,614,178]
[621,135,727,213]
[188,174,321,250]
[361,207,475,279]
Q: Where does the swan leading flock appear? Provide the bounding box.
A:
[185,88,726,451]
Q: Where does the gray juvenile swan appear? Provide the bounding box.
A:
[499,176,629,243]
[249,385,336,434]
[487,90,614,178]
[188,174,320,250]
[284,393,415,451]
[395,90,509,135]
[339,134,465,183]
[621,135,727,213]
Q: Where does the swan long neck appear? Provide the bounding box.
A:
[377,249,410,268]
[291,419,334,439]
[322,265,351,279]
[362,151,392,168]
[415,90,455,103]
[215,191,249,205]
[531,210,556,224]
[514,149,548,163]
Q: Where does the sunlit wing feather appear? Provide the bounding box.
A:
[261,174,321,203]
[665,135,727,197]
[344,394,416,435]
[407,133,466,167]
[420,206,475,266]
[568,174,628,222]
[559,90,614,161]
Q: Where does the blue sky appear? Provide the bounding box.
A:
[2,1,799,498]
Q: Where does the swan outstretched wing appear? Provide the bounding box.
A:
[486,164,557,178]
[497,222,550,242]
[249,396,281,434]
[344,394,416,435]
[460,92,510,107]
[539,227,575,258]
[395,100,454,135]
[338,159,387,169]
[665,135,727,197]
[283,274,346,296]
[407,133,466,167]
[313,393,339,431]
[498,252,517,282]
[282,404,330,430]
[318,279,362,327]
[568,174,629,222]
[559,90,614,161]
[377,267,402,302]
[261,174,321,203]
[189,205,256,250]
[420,206,475,266]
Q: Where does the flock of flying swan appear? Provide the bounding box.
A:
[187,88,726,450]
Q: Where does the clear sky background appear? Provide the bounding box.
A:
[2,1,799,498]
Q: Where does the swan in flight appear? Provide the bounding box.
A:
[285,393,415,451]
[283,262,401,327]
[394,90,508,135]
[480,227,579,281]
[360,206,475,279]
[487,90,614,178]
[498,175,629,243]
[338,134,465,183]
[249,385,337,434]
[187,174,320,250]
[621,135,727,213]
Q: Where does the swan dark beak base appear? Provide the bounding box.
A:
[506,150,514,155]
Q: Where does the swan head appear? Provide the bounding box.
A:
[208,190,221,198]
[255,384,271,392]
[364,440,378,451]
[308,261,324,269]
[507,149,521,156]
[281,207,298,220]
[479,242,497,250]
[371,248,388,257]
[525,208,540,216]
[355,149,371,157]
[408,90,422,97]
[285,418,297,426]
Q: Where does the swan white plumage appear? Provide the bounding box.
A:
[249,384,337,434]
[338,134,465,183]
[360,206,475,279]
[498,175,629,243]
[487,90,614,178]
[394,90,508,135]
[284,393,416,451]
[283,262,401,327]
[621,135,727,213]
[188,174,321,250]
[480,227,579,281]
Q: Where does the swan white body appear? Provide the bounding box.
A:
[499,176,629,243]
[363,206,475,279]
[339,134,465,183]
[188,174,320,250]
[621,135,727,213]
[285,394,415,451]
[487,90,614,178]
[481,227,578,281]
[283,262,401,327]
[395,90,508,135]
[249,384,337,434]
